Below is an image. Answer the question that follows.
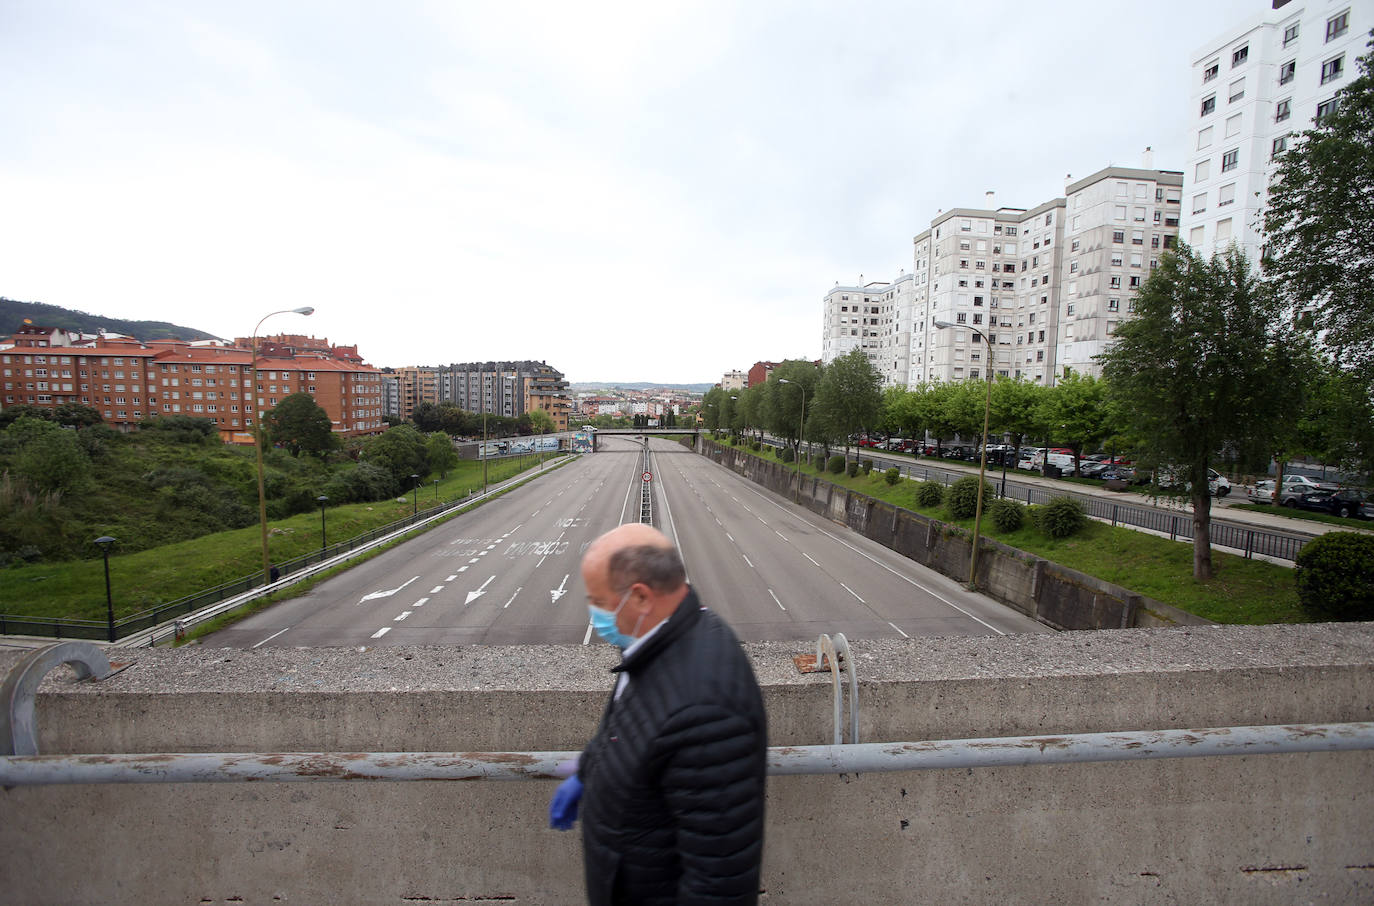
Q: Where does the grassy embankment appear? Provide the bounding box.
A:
[712,437,1304,624]
[0,455,563,623]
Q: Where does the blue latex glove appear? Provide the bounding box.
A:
[549,775,583,830]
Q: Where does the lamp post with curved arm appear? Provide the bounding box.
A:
[778,379,805,502]
[252,307,314,583]
[934,319,994,589]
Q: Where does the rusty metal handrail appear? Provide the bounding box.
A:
[1,723,1370,785]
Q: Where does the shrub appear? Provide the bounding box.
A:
[1295,532,1374,621]
[827,455,846,474]
[861,459,873,475]
[1035,496,1088,538]
[750,440,761,451]
[989,498,1025,532]
[846,460,861,478]
[947,476,995,520]
[884,467,901,486]
[779,447,795,463]
[915,481,944,508]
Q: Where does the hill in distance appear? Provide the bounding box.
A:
[0,297,219,344]
[571,381,712,394]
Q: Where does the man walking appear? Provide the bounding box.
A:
[550,523,768,905]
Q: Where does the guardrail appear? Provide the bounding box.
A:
[1,458,569,643]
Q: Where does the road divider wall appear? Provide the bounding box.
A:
[2,626,1371,903]
[702,439,1207,630]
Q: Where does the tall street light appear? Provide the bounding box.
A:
[251,306,314,583]
[316,495,329,552]
[482,407,488,495]
[94,536,116,642]
[433,478,441,504]
[411,473,420,517]
[934,319,995,589]
[778,379,805,502]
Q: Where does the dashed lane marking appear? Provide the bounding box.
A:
[414,597,430,607]
[430,586,444,594]
[394,611,412,621]
[841,583,865,603]
[252,628,289,649]
[370,627,391,639]
[768,589,786,611]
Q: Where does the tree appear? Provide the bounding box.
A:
[1037,370,1109,475]
[411,402,442,433]
[426,432,459,477]
[361,424,430,485]
[6,417,89,493]
[1263,36,1374,383]
[264,392,337,458]
[811,349,882,462]
[989,377,1049,464]
[762,360,819,456]
[1100,246,1308,579]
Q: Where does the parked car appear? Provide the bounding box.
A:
[1305,489,1373,520]
[1281,474,1338,493]
[1248,480,1276,504]
[1079,460,1113,478]
[1289,489,1338,513]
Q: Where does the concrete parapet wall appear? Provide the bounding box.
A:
[2,625,1373,904]
[702,440,1210,630]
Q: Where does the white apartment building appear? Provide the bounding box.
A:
[819,272,915,387]
[1181,1,1370,262]
[1058,166,1184,377]
[720,370,746,391]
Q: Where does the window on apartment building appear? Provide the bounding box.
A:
[1272,135,1289,159]
[1221,149,1239,172]
[1195,159,1210,182]
[956,313,967,324]
[1218,183,1236,207]
[1133,206,1146,222]
[1190,225,1205,245]
[1201,94,1216,116]
[1321,55,1344,84]
[1327,10,1349,41]
[1110,276,1122,288]
[1275,98,1291,123]
[1216,218,1234,242]
[1229,79,1245,103]
[1203,61,1219,82]
[961,219,971,231]
[1283,22,1299,46]
[1232,45,1248,67]
[1132,230,1144,245]
[1129,276,1141,288]
[1131,254,1142,268]
[1225,113,1243,137]
[1316,97,1341,122]
[1192,192,1209,215]
[1112,252,1125,267]
[1279,60,1295,84]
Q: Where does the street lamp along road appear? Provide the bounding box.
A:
[933,319,995,590]
[410,473,420,517]
[777,379,805,503]
[316,495,328,552]
[94,536,116,642]
[252,306,314,584]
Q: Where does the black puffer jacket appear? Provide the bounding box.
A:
[579,588,768,906]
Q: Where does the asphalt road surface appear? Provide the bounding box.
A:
[204,436,1049,649]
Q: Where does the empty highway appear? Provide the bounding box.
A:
[204,436,1049,648]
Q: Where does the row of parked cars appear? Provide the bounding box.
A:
[1247,475,1374,519]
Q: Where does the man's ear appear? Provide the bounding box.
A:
[628,583,653,613]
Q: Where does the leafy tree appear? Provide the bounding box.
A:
[264,392,337,458]
[361,424,430,485]
[762,360,819,456]
[811,349,881,461]
[989,377,1049,466]
[914,382,962,457]
[1263,36,1374,383]
[52,403,103,428]
[1037,370,1108,475]
[527,408,555,436]
[411,402,442,433]
[700,386,725,433]
[426,432,459,478]
[1100,246,1307,579]
[7,417,89,493]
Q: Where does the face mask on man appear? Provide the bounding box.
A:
[588,587,643,649]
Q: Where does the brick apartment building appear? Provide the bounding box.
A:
[1,325,385,444]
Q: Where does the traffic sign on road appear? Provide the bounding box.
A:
[642,471,652,482]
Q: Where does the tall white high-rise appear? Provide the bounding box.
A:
[1180,1,1371,263]
[820,273,916,387]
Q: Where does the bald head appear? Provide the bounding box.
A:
[584,524,686,596]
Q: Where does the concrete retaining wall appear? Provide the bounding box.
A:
[702,440,1207,630]
[3,625,1373,904]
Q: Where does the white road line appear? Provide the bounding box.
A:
[468,558,480,564]
[582,622,595,645]
[726,533,735,543]
[715,517,722,526]
[841,583,865,603]
[487,544,498,550]
[774,530,787,541]
[394,611,412,621]
[430,586,443,594]
[414,597,430,607]
[446,575,458,582]
[251,628,290,649]
[735,481,1007,635]
[743,554,754,568]
[477,550,488,557]
[457,566,469,572]
[504,587,522,609]
[768,589,786,611]
[803,552,820,566]
[888,621,911,639]
[370,627,391,639]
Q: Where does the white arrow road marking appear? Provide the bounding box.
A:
[504,587,522,609]
[371,627,391,638]
[550,574,570,604]
[466,576,495,605]
[358,576,419,604]
[768,589,786,611]
[394,611,412,621]
[414,597,430,607]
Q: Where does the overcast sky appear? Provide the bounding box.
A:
[3,0,1264,385]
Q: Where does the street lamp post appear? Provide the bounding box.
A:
[94,536,116,642]
[433,479,440,504]
[251,306,314,583]
[482,408,488,495]
[316,495,328,552]
[778,379,805,502]
[933,320,995,589]
[411,473,420,517]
